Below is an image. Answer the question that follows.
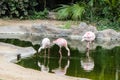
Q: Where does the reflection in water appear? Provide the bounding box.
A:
[37,53,70,75]
[37,53,49,72]
[80,49,94,72]
[51,56,70,75]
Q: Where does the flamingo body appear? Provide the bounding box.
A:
[82,31,95,49]
[82,31,95,42]
[53,38,70,57]
[53,38,67,47]
[38,38,50,52]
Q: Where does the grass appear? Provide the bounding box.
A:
[61,21,71,29]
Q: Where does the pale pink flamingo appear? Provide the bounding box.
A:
[38,38,50,54]
[81,31,95,49]
[53,38,70,57]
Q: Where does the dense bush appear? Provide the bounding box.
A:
[85,0,120,30]
[55,0,120,30]
[28,8,48,19]
[0,0,48,19]
[55,0,120,21]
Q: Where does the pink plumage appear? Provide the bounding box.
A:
[53,38,70,57]
[82,31,95,42]
[53,38,67,47]
[82,31,95,49]
[38,38,50,53]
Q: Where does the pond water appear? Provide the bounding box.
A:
[0,38,120,80]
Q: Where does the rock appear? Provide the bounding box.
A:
[96,29,118,41]
[0,26,28,34]
[0,42,36,62]
[0,22,120,50]
[47,12,57,19]
[71,22,97,36]
[79,22,88,28]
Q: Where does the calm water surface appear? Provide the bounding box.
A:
[0,38,120,80]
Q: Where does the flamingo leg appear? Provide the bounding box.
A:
[86,42,90,49]
[59,46,62,57]
[48,48,50,58]
[86,48,90,57]
[44,49,47,56]
[65,46,70,57]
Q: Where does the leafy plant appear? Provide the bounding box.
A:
[0,0,38,19]
[96,18,120,31]
[71,3,85,20]
[29,8,48,19]
[102,0,120,21]
[55,3,85,20]
[55,5,72,20]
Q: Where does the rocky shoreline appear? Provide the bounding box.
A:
[0,22,120,50]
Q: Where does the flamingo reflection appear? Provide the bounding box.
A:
[51,57,70,75]
[37,53,49,72]
[80,49,94,72]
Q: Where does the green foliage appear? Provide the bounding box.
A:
[55,5,72,20]
[85,0,120,21]
[28,8,49,19]
[95,18,120,31]
[71,3,85,20]
[104,0,120,8]
[79,0,120,30]
[61,21,71,29]
[100,0,120,21]
[55,3,85,20]
[0,0,46,19]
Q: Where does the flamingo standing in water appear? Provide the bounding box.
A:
[38,38,50,54]
[81,31,95,49]
[53,38,70,57]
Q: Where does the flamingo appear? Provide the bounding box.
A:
[81,31,95,49]
[53,38,70,57]
[38,38,50,54]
